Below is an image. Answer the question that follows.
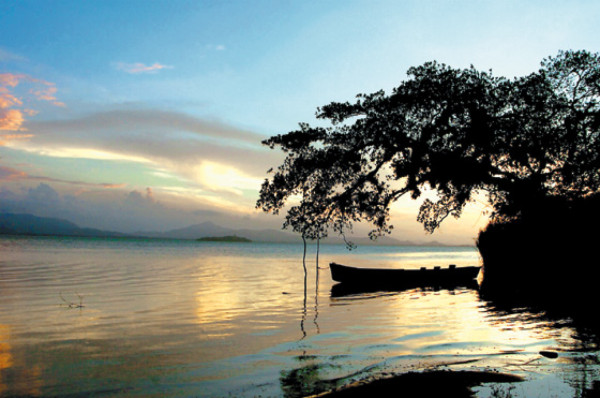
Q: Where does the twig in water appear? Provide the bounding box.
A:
[59,291,85,309]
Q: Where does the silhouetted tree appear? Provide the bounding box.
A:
[257,50,600,243]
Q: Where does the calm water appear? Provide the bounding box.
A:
[0,236,598,397]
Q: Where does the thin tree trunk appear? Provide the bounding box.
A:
[302,234,307,276]
[316,236,320,268]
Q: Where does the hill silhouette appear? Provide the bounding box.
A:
[0,213,129,238]
[0,213,446,246]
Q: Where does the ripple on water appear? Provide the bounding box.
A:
[0,237,598,398]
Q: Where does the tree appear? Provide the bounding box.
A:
[256,50,600,244]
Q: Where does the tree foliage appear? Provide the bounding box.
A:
[256,50,600,240]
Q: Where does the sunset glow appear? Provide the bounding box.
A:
[1,1,598,243]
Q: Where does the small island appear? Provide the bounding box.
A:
[196,235,252,243]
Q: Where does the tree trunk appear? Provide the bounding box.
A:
[302,234,307,276]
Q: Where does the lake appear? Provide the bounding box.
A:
[0,236,598,397]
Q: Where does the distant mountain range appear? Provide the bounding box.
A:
[0,212,448,246]
[135,220,430,246]
[0,213,129,238]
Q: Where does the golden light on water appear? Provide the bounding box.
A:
[333,287,575,366]
[0,325,43,397]
[195,273,240,338]
[0,238,596,397]
[193,256,303,339]
[0,325,13,395]
[0,326,12,370]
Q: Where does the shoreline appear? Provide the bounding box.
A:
[307,370,524,398]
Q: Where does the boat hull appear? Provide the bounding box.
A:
[329,262,480,289]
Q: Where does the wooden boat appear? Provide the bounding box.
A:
[329,262,481,288]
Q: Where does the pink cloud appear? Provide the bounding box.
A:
[0,164,127,191]
[0,72,65,133]
[0,87,23,108]
[30,85,66,107]
[0,109,26,131]
[0,165,27,180]
[0,73,26,88]
[114,62,173,74]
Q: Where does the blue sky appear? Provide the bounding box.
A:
[1,0,599,243]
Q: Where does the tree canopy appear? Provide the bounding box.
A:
[256,50,600,241]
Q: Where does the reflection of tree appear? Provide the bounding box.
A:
[298,239,322,340]
[480,289,600,344]
[300,269,307,340]
[280,362,321,398]
[288,255,326,396]
[299,263,321,340]
[280,360,337,398]
[314,264,320,334]
[581,380,600,397]
[480,292,600,397]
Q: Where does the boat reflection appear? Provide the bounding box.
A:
[330,279,480,298]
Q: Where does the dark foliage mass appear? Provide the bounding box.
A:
[476,192,600,292]
[257,50,600,244]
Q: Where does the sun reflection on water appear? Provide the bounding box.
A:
[0,325,12,395]
[0,237,597,397]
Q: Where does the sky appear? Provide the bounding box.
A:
[1,0,599,245]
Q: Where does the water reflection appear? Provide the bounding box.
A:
[481,312,598,397]
[477,289,600,397]
[299,268,322,341]
[319,282,600,398]
[313,268,321,335]
[480,290,600,352]
[280,358,341,398]
[0,325,12,395]
[330,279,480,298]
[0,324,43,397]
[0,237,598,397]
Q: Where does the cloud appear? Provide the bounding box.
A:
[0,133,34,146]
[0,87,23,108]
[0,165,27,180]
[2,107,284,220]
[0,164,126,189]
[0,182,274,233]
[0,73,25,88]
[9,108,282,188]
[31,85,66,107]
[0,109,26,132]
[124,187,158,208]
[0,75,26,132]
[114,62,174,74]
[101,183,128,189]
[26,108,264,145]
[0,72,65,133]
[195,161,264,196]
[0,73,64,107]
